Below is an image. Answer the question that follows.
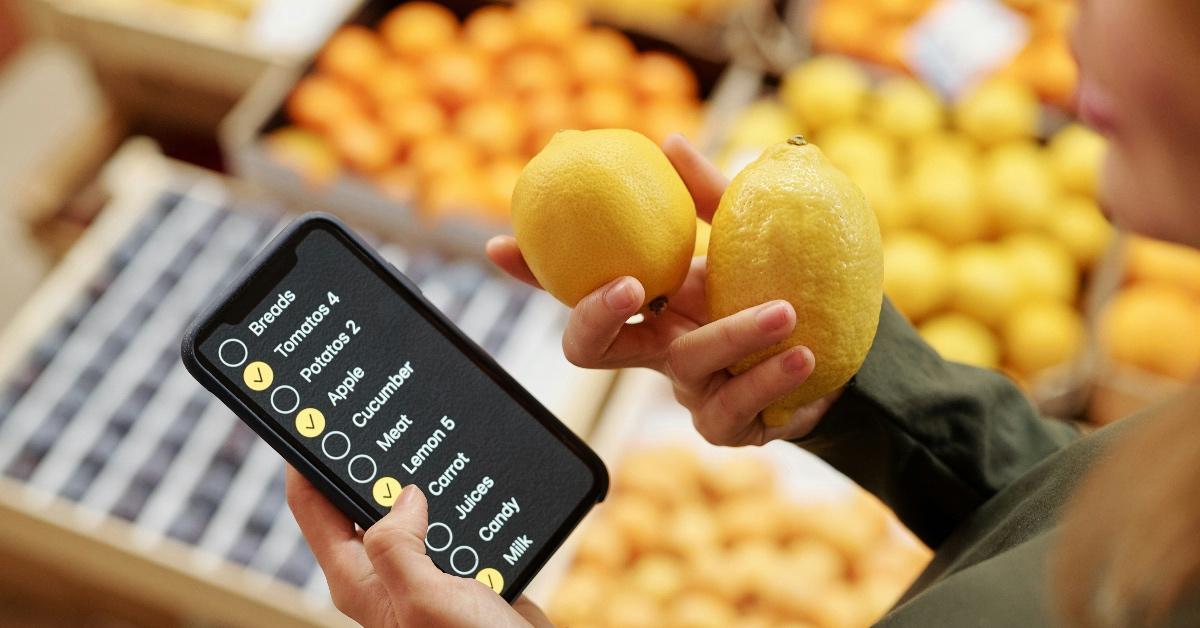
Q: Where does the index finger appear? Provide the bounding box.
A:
[485,236,541,288]
[662,133,729,222]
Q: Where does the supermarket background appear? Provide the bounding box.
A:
[0,0,1198,626]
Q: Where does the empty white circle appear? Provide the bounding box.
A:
[347,454,377,484]
[217,339,248,368]
[426,522,453,552]
[449,545,480,576]
[270,385,299,414]
[321,431,351,460]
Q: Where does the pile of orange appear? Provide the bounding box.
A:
[265,0,704,224]
[808,0,1078,108]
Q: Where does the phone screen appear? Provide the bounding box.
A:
[188,217,604,599]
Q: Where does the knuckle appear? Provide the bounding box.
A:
[711,384,744,425]
[663,338,690,382]
[692,409,730,447]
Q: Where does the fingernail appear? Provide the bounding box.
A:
[396,485,418,507]
[604,278,637,311]
[782,347,810,374]
[756,302,791,332]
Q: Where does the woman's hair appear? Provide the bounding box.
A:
[1053,387,1200,626]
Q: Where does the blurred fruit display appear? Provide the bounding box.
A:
[265,0,706,225]
[547,445,931,628]
[805,0,1079,108]
[1099,238,1200,382]
[716,56,1113,385]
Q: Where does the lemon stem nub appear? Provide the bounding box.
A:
[648,296,668,315]
[787,135,808,147]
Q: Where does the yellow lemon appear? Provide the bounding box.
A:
[779,56,871,132]
[1047,123,1107,197]
[725,99,806,148]
[512,129,696,312]
[883,231,951,322]
[954,78,1040,147]
[908,131,979,167]
[869,76,945,142]
[1003,300,1085,376]
[1125,236,1200,295]
[1046,195,1115,268]
[948,243,1024,328]
[707,136,884,426]
[981,141,1059,234]
[906,152,989,245]
[918,313,1000,369]
[857,170,912,234]
[816,123,899,180]
[1002,233,1079,304]
[1100,282,1200,379]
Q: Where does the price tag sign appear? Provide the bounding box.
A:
[908,0,1030,98]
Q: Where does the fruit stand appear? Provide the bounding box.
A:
[0,0,1198,626]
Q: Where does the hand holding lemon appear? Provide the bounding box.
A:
[489,132,882,444]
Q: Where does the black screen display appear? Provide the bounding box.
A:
[190,218,603,598]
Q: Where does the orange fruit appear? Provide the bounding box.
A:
[464,5,518,57]
[317,26,390,87]
[286,75,367,132]
[379,97,447,151]
[576,84,635,129]
[524,89,575,154]
[514,0,586,49]
[483,156,527,218]
[454,98,526,158]
[810,0,874,55]
[408,134,483,182]
[861,22,910,70]
[1023,38,1078,108]
[380,2,459,59]
[263,127,341,186]
[362,62,423,106]
[420,169,490,221]
[500,50,570,98]
[566,27,637,87]
[1033,0,1075,36]
[422,46,492,110]
[636,99,701,143]
[631,52,698,102]
[327,117,397,173]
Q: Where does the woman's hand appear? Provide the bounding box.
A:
[286,467,552,628]
[488,134,841,446]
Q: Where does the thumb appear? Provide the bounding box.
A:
[362,486,440,595]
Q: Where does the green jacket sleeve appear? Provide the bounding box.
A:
[795,298,1081,548]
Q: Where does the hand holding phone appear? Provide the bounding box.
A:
[182,214,607,607]
[285,466,553,627]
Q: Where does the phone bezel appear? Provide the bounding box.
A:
[181,213,609,602]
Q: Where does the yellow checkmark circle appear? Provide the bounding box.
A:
[475,568,504,594]
[373,476,402,508]
[295,408,325,438]
[243,361,273,391]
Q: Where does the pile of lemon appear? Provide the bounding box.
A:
[1100,238,1200,381]
[266,0,703,223]
[718,56,1112,384]
[807,0,1078,108]
[548,445,931,628]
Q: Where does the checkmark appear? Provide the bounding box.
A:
[305,413,316,429]
[383,484,393,499]
[253,368,264,383]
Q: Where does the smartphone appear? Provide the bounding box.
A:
[181,213,608,601]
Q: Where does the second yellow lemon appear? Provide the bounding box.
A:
[707,136,884,426]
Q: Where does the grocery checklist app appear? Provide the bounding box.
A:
[195,223,594,595]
